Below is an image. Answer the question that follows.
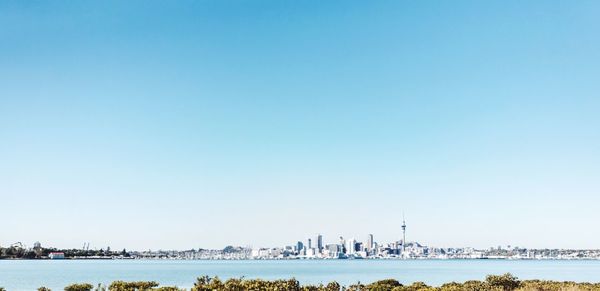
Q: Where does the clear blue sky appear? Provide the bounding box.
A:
[1,0,599,250]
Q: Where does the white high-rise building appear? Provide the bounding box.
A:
[346,238,356,255]
[366,234,374,252]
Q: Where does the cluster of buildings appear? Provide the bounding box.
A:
[127,240,600,260]
[255,236,454,259]
[250,233,415,259]
[131,247,251,260]
[125,220,600,260]
[6,219,600,260]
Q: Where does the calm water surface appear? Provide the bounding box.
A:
[1,259,600,290]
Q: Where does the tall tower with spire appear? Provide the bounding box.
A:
[401,213,407,253]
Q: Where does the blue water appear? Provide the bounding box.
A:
[1,259,600,290]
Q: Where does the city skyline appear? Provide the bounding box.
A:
[2,0,600,250]
[2,220,597,255]
[6,227,600,261]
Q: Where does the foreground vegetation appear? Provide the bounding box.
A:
[2,274,600,291]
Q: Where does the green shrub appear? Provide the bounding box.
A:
[192,276,305,291]
[367,279,402,291]
[346,282,366,291]
[518,279,600,291]
[438,282,464,291]
[191,275,224,291]
[460,280,492,291]
[485,273,520,291]
[324,281,341,291]
[64,283,94,291]
[400,281,434,291]
[298,281,341,291]
[108,281,159,291]
[38,287,52,291]
[52,275,600,291]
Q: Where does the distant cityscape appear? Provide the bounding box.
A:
[4,239,600,261]
[131,230,600,260]
[3,219,600,260]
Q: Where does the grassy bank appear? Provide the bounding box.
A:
[2,273,600,291]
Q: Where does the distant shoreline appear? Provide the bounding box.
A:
[3,257,600,261]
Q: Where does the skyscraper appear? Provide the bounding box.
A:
[308,238,312,249]
[317,234,323,252]
[296,241,304,252]
[346,238,356,255]
[366,234,374,252]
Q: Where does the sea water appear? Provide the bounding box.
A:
[1,259,600,290]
